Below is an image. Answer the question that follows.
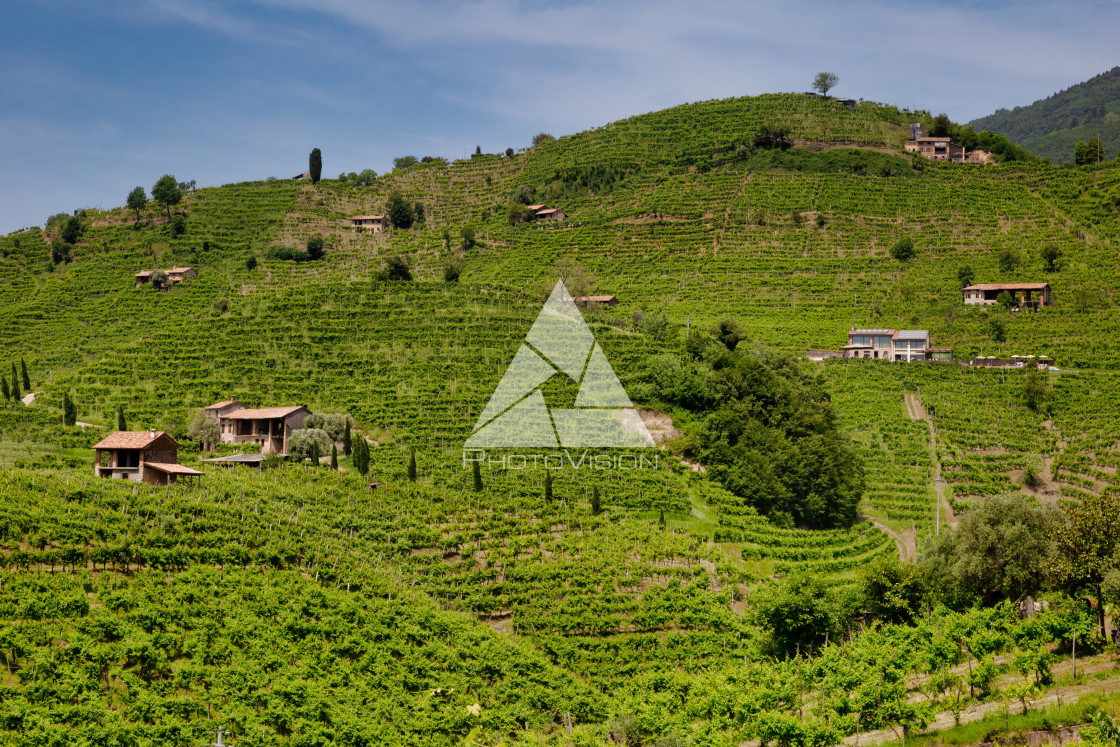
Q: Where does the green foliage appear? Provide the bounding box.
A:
[408,447,417,481]
[186,409,218,445]
[309,147,322,183]
[303,412,351,442]
[330,443,338,470]
[126,186,146,223]
[1075,135,1106,166]
[958,265,975,288]
[265,245,311,262]
[170,214,186,236]
[753,123,793,149]
[461,225,477,249]
[544,469,553,502]
[1039,244,1063,272]
[376,254,412,281]
[116,405,126,431]
[890,236,916,262]
[591,486,602,516]
[643,348,862,529]
[151,174,182,220]
[351,434,370,475]
[1022,370,1053,414]
[532,133,555,147]
[387,189,416,229]
[288,428,332,462]
[306,235,325,260]
[444,258,464,282]
[245,255,257,270]
[60,215,83,244]
[812,72,839,97]
[988,315,1007,342]
[1047,492,1120,639]
[860,554,926,625]
[920,494,1059,605]
[472,460,483,492]
[343,419,352,456]
[750,575,846,657]
[62,392,76,426]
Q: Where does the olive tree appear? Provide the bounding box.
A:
[812,72,839,97]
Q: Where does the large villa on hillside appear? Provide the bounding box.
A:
[841,329,953,362]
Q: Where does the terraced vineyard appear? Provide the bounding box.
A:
[3,92,1120,745]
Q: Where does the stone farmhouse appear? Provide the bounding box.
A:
[205,397,310,454]
[571,295,619,307]
[526,204,567,222]
[92,430,203,485]
[349,215,389,232]
[904,137,991,164]
[135,267,197,288]
[841,329,953,362]
[963,282,1050,309]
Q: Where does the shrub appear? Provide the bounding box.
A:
[306,236,325,260]
[444,260,464,283]
[266,246,309,262]
[287,428,332,462]
[303,412,351,442]
[375,255,412,282]
[890,236,916,261]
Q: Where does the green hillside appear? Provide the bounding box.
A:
[3,92,1120,746]
[969,66,1120,163]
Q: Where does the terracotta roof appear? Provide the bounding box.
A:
[350,215,386,221]
[168,266,194,274]
[205,398,241,410]
[964,283,1050,291]
[572,295,617,303]
[223,406,307,420]
[535,208,563,216]
[526,204,546,211]
[92,431,173,449]
[145,462,204,475]
[134,270,151,277]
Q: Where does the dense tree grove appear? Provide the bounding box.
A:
[639,337,863,529]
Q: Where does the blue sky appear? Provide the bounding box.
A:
[1,0,1117,234]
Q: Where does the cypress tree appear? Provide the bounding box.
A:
[343,419,352,457]
[10,363,19,401]
[20,359,29,391]
[117,406,127,431]
[408,448,417,481]
[331,444,338,470]
[62,392,76,426]
[309,148,322,184]
[0,377,8,401]
[591,486,601,516]
[356,438,369,476]
[544,470,553,502]
[310,441,320,467]
[472,460,483,492]
[659,509,666,528]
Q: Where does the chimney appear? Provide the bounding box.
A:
[149,428,156,437]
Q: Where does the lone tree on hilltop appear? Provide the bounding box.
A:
[309,148,322,183]
[151,175,182,221]
[812,72,839,97]
[127,187,147,225]
[532,133,555,147]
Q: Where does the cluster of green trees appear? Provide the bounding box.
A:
[754,490,1120,658]
[0,360,29,402]
[386,190,424,229]
[637,323,863,529]
[265,235,326,262]
[1075,135,1108,165]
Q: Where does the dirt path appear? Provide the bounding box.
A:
[906,392,956,530]
[845,671,1120,745]
[860,513,914,564]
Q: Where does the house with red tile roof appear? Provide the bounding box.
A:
[207,398,310,454]
[963,282,1050,309]
[92,430,203,485]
